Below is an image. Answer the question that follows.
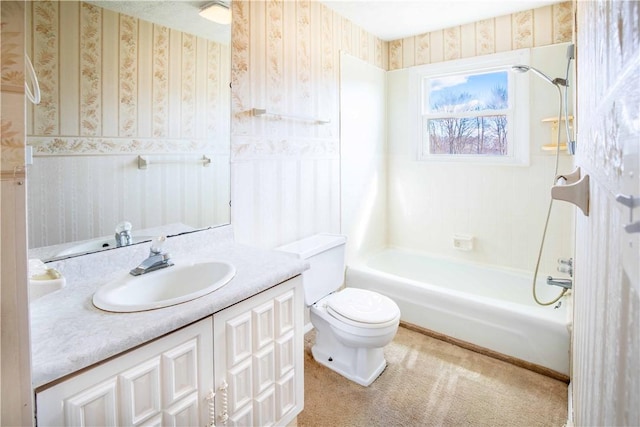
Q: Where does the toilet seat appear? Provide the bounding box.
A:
[326,288,400,329]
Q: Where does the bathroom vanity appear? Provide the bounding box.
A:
[30,226,307,426]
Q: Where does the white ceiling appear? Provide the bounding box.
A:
[320,0,561,41]
[86,1,230,43]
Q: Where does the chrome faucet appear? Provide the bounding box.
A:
[115,221,133,247]
[130,236,174,276]
[546,276,573,289]
[546,257,573,290]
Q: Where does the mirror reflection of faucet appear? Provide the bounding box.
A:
[115,221,133,247]
[130,236,174,276]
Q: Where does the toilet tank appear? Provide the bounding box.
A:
[277,234,346,306]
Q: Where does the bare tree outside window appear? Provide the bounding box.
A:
[424,71,509,156]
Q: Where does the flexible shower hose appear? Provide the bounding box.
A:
[531,82,568,306]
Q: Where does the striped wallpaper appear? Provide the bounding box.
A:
[27,1,230,154]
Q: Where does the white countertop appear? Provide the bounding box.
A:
[30,226,308,389]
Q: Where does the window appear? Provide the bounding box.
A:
[416,50,529,165]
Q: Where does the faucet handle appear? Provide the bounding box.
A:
[150,236,168,255]
[115,221,132,233]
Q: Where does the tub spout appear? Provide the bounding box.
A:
[546,276,572,289]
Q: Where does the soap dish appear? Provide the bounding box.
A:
[29,268,66,301]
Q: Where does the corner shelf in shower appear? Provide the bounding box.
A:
[541,115,573,152]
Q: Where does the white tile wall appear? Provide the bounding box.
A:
[386,44,575,273]
[340,53,387,263]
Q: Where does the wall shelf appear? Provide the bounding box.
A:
[541,115,573,152]
[252,108,330,124]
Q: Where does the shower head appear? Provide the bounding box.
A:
[511,64,559,87]
[511,65,531,73]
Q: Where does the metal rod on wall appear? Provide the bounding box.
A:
[137,155,211,170]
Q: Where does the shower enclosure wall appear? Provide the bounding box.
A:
[340,43,575,369]
[342,43,574,272]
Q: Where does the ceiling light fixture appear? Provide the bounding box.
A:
[199,1,231,25]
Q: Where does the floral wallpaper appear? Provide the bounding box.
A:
[388,2,573,70]
[1,1,26,172]
[230,0,387,161]
[26,1,230,156]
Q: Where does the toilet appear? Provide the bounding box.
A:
[278,233,400,386]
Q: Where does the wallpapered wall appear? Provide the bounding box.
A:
[388,2,572,70]
[229,0,388,248]
[0,1,26,172]
[25,2,231,248]
[229,0,574,253]
[27,1,229,153]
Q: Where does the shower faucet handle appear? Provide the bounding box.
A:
[557,258,573,277]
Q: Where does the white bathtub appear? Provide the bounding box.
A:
[345,248,571,376]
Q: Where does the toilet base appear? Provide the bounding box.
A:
[311,329,387,387]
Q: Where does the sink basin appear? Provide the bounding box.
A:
[93,260,235,312]
[56,236,156,257]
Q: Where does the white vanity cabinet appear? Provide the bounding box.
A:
[36,318,214,426]
[213,276,304,427]
[35,276,304,427]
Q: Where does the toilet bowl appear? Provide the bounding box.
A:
[277,234,400,386]
[310,288,400,386]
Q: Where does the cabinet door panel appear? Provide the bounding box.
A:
[65,378,118,426]
[276,370,296,421]
[252,300,275,350]
[254,386,276,427]
[275,289,295,337]
[226,312,252,366]
[140,413,163,427]
[228,357,253,413]
[119,357,162,425]
[163,392,199,427]
[162,338,199,407]
[37,318,213,427]
[214,277,303,427]
[275,331,295,379]
[228,402,253,427]
[254,343,275,395]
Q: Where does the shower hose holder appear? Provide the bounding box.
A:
[551,167,590,216]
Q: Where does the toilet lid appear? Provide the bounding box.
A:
[327,288,400,324]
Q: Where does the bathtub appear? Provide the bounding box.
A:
[345,248,571,376]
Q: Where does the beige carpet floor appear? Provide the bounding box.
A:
[298,326,568,427]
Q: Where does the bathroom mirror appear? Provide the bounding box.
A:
[26,1,231,261]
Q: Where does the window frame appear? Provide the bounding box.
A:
[414,49,530,166]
